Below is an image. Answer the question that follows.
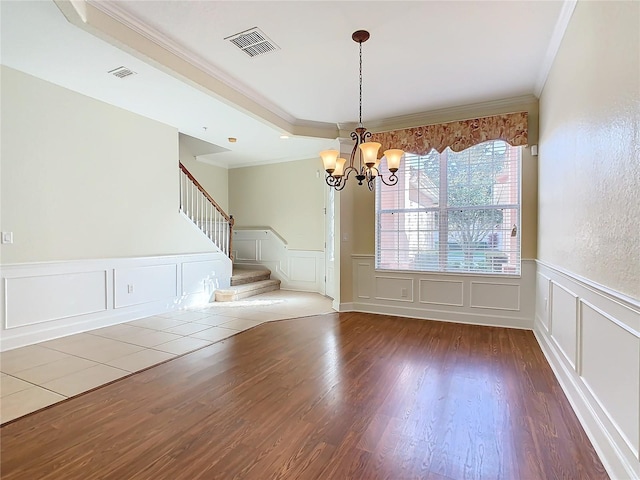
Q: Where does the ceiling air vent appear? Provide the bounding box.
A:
[108,66,137,79]
[225,27,280,58]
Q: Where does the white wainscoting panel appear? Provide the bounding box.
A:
[5,271,107,329]
[232,229,325,294]
[182,259,229,295]
[350,255,535,329]
[0,252,232,351]
[357,263,372,299]
[470,282,520,311]
[290,256,316,283]
[550,281,579,369]
[419,279,464,307]
[114,264,177,308]
[375,276,414,302]
[534,260,640,480]
[536,272,551,332]
[580,300,639,458]
[234,238,259,261]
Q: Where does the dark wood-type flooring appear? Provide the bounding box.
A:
[1,312,608,479]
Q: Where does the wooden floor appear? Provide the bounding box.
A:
[1,312,608,480]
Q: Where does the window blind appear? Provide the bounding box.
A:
[375,140,521,275]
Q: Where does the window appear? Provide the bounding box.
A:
[376,140,521,275]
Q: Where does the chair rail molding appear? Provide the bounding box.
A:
[1,252,231,351]
[534,260,640,480]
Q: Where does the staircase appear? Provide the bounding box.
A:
[179,163,279,302]
[179,162,234,258]
[214,265,281,302]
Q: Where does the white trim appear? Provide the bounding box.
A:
[418,278,464,307]
[549,279,579,370]
[232,229,325,294]
[343,95,538,135]
[338,302,355,312]
[469,281,521,311]
[536,259,640,311]
[373,276,414,302]
[352,255,535,330]
[87,0,297,126]
[534,0,578,96]
[534,327,638,480]
[4,270,109,329]
[534,262,640,479]
[353,301,531,330]
[0,252,232,351]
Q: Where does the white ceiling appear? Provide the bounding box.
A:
[1,0,571,168]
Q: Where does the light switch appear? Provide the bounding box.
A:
[1,232,13,244]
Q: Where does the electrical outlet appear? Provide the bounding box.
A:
[401,288,408,298]
[1,232,13,244]
[127,284,134,294]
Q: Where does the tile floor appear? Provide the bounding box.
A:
[0,290,333,423]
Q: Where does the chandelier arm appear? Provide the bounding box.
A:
[378,172,399,187]
[349,132,360,169]
[334,179,348,191]
[342,165,358,181]
[325,174,339,188]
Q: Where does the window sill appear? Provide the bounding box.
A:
[374,267,522,280]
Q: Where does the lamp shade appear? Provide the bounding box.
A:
[334,158,347,177]
[359,142,381,167]
[384,149,404,172]
[320,149,339,172]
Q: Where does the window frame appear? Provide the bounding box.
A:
[375,141,522,277]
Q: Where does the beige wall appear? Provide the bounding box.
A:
[339,98,539,303]
[0,66,214,264]
[538,1,639,299]
[178,144,229,213]
[228,158,325,251]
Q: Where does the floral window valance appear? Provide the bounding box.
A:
[370,111,528,155]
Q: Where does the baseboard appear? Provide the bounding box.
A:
[350,301,532,329]
[338,302,355,312]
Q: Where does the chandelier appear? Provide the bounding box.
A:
[320,30,404,191]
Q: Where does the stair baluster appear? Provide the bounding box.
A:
[179,163,234,258]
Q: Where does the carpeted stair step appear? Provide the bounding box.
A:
[215,279,281,302]
[230,267,272,286]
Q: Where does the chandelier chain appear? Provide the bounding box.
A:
[358,40,363,126]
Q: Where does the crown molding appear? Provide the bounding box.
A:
[52,1,543,144]
[534,0,578,96]
[54,0,338,140]
[226,155,321,170]
[338,94,539,136]
[194,155,229,170]
[86,0,298,125]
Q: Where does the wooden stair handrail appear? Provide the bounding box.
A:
[180,162,234,259]
[179,163,233,224]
